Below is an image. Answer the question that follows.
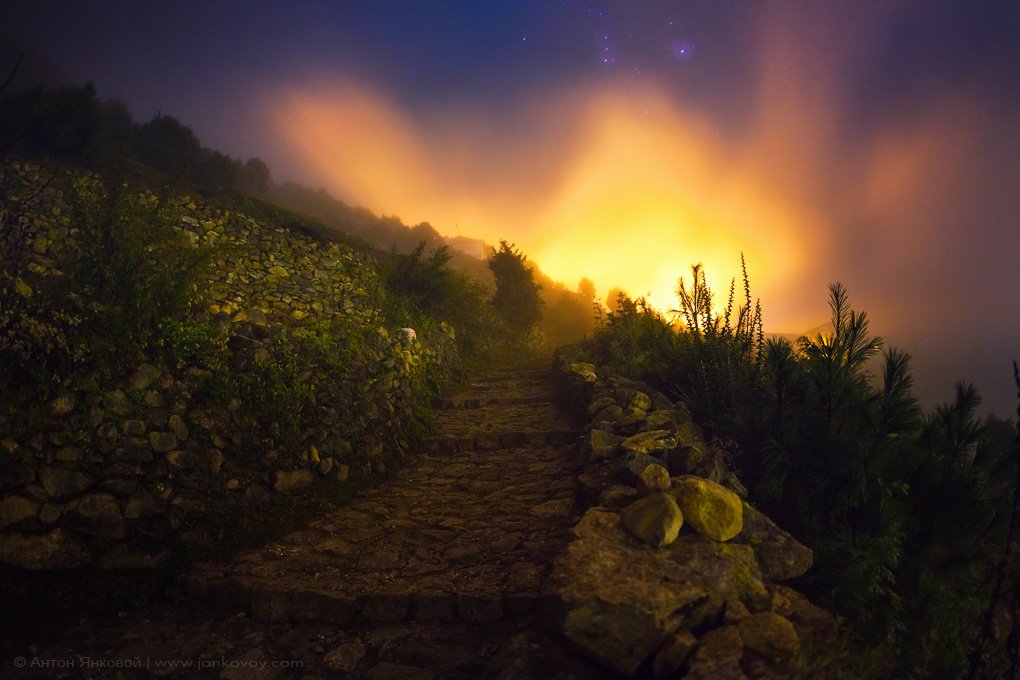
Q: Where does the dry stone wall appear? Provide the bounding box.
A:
[550,346,835,678]
[0,161,456,571]
[12,163,381,325]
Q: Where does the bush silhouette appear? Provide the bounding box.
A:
[488,240,542,332]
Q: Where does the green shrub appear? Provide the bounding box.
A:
[590,256,763,422]
[584,264,1018,677]
[489,240,542,333]
[61,179,215,357]
[193,316,450,465]
[0,167,216,436]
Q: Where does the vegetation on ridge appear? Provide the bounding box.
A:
[585,261,1018,678]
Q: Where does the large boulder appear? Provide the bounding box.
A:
[598,485,638,509]
[618,452,665,485]
[588,429,624,460]
[124,493,166,520]
[614,387,652,412]
[638,464,671,493]
[621,430,677,457]
[587,396,617,418]
[0,495,37,528]
[565,363,597,382]
[674,420,703,448]
[672,475,743,542]
[738,611,800,660]
[666,538,769,617]
[617,406,648,428]
[551,508,769,676]
[613,378,676,411]
[592,404,624,425]
[552,509,710,676]
[620,493,683,547]
[733,502,813,581]
[684,625,746,680]
[39,466,94,499]
[664,422,715,478]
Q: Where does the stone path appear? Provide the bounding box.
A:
[4,361,615,679]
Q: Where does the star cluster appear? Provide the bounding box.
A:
[572,2,698,73]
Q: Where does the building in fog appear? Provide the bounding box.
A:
[448,236,489,260]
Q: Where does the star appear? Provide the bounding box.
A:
[671,41,695,61]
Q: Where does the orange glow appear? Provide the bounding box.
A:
[525,85,817,314]
[265,4,1003,334]
[270,77,828,328]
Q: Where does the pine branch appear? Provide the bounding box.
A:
[967,361,1020,679]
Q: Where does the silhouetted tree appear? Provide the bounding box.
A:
[578,277,596,301]
[135,113,237,189]
[605,287,629,313]
[135,113,201,176]
[488,240,541,331]
[237,157,271,197]
[0,82,102,164]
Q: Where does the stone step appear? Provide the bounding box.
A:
[472,364,550,377]
[422,430,576,454]
[222,583,559,625]
[432,395,553,409]
[437,380,552,395]
[467,381,549,392]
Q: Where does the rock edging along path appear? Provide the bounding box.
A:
[188,360,583,626]
[4,359,624,680]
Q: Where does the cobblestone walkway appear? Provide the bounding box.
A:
[192,362,581,625]
[5,362,615,679]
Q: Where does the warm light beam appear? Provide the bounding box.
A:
[270,77,822,327]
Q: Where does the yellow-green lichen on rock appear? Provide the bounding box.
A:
[638,463,671,493]
[565,362,597,382]
[672,475,743,542]
[621,429,677,457]
[620,492,683,547]
[555,508,710,676]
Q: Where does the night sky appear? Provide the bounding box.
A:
[4,1,1020,414]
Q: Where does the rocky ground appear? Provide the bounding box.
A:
[2,362,617,679]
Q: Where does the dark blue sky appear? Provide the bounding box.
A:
[4,1,1020,414]
[7,1,1017,153]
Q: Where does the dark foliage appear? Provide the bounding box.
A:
[0,170,214,403]
[0,83,102,164]
[237,157,271,197]
[587,262,1018,677]
[382,240,495,354]
[0,71,270,196]
[134,114,238,189]
[488,239,542,332]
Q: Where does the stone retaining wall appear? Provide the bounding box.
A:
[0,161,455,570]
[549,345,835,678]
